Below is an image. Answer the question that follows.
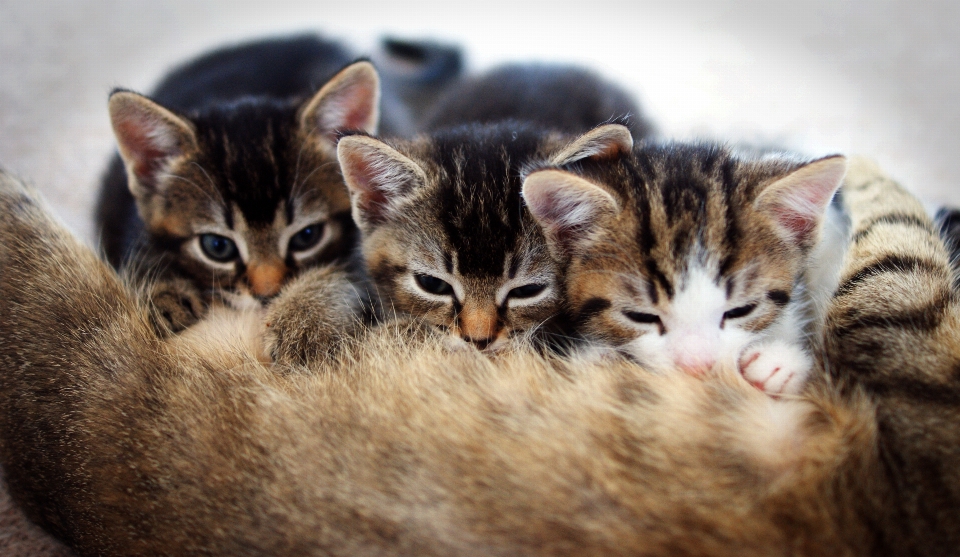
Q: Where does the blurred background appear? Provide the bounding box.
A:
[2,0,958,242]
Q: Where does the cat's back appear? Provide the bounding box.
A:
[423,63,653,139]
[150,34,353,111]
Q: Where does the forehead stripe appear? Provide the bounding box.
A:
[644,259,674,300]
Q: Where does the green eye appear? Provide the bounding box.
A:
[508,283,546,299]
[289,223,325,252]
[415,274,453,296]
[199,234,238,262]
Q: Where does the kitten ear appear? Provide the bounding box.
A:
[108,91,198,199]
[550,124,633,166]
[522,169,619,256]
[755,155,847,247]
[337,135,427,228]
[300,61,380,150]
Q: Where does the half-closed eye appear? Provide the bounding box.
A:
[722,303,757,321]
[200,233,239,262]
[288,222,326,252]
[415,273,454,296]
[623,310,661,325]
[507,283,547,299]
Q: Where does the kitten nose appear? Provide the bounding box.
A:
[246,262,287,298]
[458,304,501,350]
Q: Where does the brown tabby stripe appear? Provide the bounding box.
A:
[832,288,952,337]
[851,213,933,244]
[833,255,947,298]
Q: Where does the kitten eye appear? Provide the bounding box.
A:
[623,311,661,325]
[415,274,453,296]
[289,223,325,252]
[723,303,757,321]
[199,234,239,262]
[507,283,547,299]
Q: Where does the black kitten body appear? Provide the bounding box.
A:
[423,63,654,139]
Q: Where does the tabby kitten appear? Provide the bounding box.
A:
[523,143,848,394]
[335,122,633,350]
[97,37,382,331]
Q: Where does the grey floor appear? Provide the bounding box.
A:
[2,0,958,243]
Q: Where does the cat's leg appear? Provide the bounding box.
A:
[262,265,368,367]
[144,275,208,334]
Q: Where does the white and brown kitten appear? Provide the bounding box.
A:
[335,122,633,351]
[523,143,849,394]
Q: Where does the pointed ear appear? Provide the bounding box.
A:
[300,61,380,150]
[755,155,847,247]
[550,124,633,166]
[108,91,197,199]
[337,135,426,229]
[522,169,620,256]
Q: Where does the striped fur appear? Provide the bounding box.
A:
[821,157,960,554]
[337,122,631,351]
[0,158,959,555]
[100,54,380,332]
[524,143,846,394]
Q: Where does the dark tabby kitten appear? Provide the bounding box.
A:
[335,122,634,350]
[422,63,653,139]
[97,36,394,332]
[523,143,848,394]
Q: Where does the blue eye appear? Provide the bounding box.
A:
[199,234,238,262]
[289,223,325,252]
[508,283,546,299]
[415,274,453,296]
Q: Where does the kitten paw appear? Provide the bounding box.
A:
[264,266,365,367]
[148,278,207,335]
[738,340,811,396]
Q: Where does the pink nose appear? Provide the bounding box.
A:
[674,352,716,376]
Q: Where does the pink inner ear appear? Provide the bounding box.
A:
[316,80,378,144]
[764,157,845,244]
[347,156,391,225]
[335,81,377,132]
[523,171,618,253]
[115,116,181,182]
[772,205,819,243]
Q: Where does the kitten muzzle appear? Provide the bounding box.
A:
[245,262,288,298]
[456,304,503,350]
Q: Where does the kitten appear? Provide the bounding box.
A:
[522,143,848,395]
[97,35,428,333]
[334,121,633,351]
[422,63,653,139]
[1,159,959,556]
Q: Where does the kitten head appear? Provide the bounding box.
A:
[337,122,632,350]
[109,61,380,298]
[523,144,846,374]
